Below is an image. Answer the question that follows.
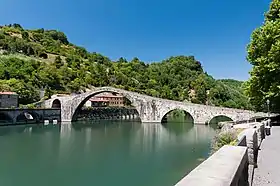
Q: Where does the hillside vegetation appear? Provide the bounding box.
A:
[0,24,251,109]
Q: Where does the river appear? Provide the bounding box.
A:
[0,120,217,186]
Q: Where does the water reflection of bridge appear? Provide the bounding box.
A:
[131,123,217,154]
[0,123,217,161]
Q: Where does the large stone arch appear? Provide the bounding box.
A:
[208,115,233,125]
[158,103,196,123]
[201,107,254,124]
[52,87,145,122]
[203,112,238,125]
[160,109,194,123]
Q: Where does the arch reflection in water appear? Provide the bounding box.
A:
[0,121,216,186]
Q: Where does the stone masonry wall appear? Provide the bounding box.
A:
[0,94,18,108]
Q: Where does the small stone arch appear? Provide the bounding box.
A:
[208,115,233,128]
[160,109,194,123]
[52,99,61,109]
[16,112,38,123]
[71,90,141,122]
[39,53,48,59]
[0,112,13,124]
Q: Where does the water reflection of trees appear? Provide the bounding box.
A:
[130,124,217,158]
[162,122,194,136]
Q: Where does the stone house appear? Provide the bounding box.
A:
[0,92,18,108]
[85,93,125,108]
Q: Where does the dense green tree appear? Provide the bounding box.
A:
[12,23,23,30]
[246,0,280,112]
[54,56,63,68]
[22,31,29,40]
[45,30,69,44]
[0,79,39,104]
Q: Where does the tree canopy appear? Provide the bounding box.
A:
[246,0,280,112]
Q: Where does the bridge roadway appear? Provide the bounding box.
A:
[43,87,266,124]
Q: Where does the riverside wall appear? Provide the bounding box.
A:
[175,121,267,186]
[0,108,61,126]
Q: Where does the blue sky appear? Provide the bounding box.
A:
[0,0,271,80]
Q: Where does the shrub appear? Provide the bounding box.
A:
[26,104,35,109]
[211,129,238,153]
[22,31,29,40]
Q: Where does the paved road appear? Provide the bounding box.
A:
[253,126,280,186]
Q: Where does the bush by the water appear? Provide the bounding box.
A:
[211,129,239,153]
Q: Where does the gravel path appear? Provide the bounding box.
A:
[252,126,280,186]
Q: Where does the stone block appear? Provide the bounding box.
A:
[265,126,271,136]
[253,123,265,147]
[237,135,247,147]
[238,129,258,167]
[44,120,49,125]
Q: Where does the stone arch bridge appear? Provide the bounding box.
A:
[44,87,266,124]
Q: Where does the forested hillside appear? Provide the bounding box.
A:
[0,24,251,109]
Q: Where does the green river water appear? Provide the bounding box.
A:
[0,120,217,186]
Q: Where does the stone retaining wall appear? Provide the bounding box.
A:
[0,108,61,125]
[175,145,249,186]
[235,122,265,167]
[175,121,267,186]
[238,129,258,167]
